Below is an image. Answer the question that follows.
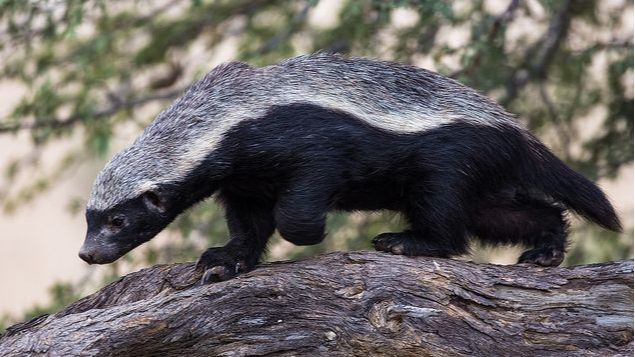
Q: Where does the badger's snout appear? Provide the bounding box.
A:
[78,244,97,264]
[78,236,126,265]
[78,242,112,264]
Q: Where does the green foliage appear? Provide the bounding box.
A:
[0,282,81,334]
[21,282,82,320]
[567,225,635,265]
[0,314,8,333]
[0,0,632,327]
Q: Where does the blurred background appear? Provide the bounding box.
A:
[0,0,632,331]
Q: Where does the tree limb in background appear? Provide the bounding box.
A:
[0,88,185,133]
[502,0,574,106]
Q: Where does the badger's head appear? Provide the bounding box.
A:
[79,145,180,264]
[80,136,229,264]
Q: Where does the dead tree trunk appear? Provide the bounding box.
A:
[0,252,632,357]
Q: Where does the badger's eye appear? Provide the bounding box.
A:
[109,216,125,228]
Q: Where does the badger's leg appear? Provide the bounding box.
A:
[196,191,275,284]
[372,183,470,258]
[274,175,330,246]
[468,196,569,267]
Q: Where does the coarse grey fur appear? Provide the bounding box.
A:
[87,53,518,212]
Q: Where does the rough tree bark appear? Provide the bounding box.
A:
[0,252,632,357]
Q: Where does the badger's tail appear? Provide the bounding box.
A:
[523,136,622,232]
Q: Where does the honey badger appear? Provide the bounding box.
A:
[79,53,622,283]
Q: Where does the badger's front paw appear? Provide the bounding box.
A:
[195,247,250,284]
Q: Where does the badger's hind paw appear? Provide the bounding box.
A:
[195,247,249,284]
[518,246,565,267]
[372,231,452,258]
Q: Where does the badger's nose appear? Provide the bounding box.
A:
[78,246,95,265]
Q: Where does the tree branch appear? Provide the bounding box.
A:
[538,83,573,160]
[449,0,521,78]
[0,88,185,133]
[501,0,574,106]
[489,0,521,38]
[250,0,313,57]
[0,252,632,356]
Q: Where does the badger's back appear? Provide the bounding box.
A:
[147,54,520,163]
[152,54,517,137]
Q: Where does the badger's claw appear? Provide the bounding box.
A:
[196,246,250,284]
[200,262,248,284]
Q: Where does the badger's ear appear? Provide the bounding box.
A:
[142,190,165,213]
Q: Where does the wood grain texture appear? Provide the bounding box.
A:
[1,252,632,357]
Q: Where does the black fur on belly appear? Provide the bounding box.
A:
[190,102,611,280]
